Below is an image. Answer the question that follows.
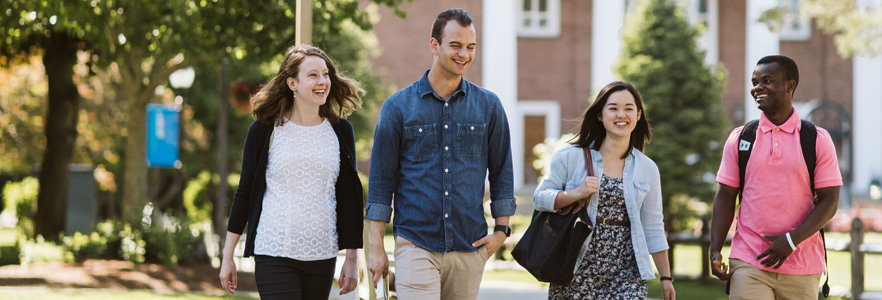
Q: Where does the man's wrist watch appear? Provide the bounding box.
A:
[494,225,511,237]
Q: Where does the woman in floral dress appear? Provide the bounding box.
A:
[533,81,676,300]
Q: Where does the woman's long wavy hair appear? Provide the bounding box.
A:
[251,45,363,126]
[572,81,651,159]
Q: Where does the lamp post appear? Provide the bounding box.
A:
[169,66,196,100]
[167,65,195,170]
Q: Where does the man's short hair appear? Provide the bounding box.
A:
[431,9,473,44]
[757,55,799,94]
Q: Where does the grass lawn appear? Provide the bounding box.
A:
[482,233,882,300]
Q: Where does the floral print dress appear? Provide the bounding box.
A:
[548,175,647,300]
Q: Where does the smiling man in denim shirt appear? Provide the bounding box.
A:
[364,8,516,300]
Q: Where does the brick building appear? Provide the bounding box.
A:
[363,0,882,203]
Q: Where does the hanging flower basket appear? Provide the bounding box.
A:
[229,78,261,114]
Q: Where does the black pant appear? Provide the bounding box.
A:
[254,255,337,300]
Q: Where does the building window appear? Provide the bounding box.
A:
[779,0,811,41]
[518,0,560,38]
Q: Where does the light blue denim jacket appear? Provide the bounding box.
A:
[533,144,668,280]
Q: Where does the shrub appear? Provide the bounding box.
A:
[0,243,20,266]
[61,231,108,263]
[182,171,214,224]
[1,177,38,238]
[118,222,146,264]
[19,235,65,265]
[141,213,204,267]
[60,211,205,267]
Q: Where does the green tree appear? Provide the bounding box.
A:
[1,2,87,239]
[615,0,728,233]
[0,55,47,175]
[1,0,407,238]
[758,1,882,58]
[801,0,882,57]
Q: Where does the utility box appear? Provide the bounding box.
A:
[66,164,97,235]
[32,164,97,235]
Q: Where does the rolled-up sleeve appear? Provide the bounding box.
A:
[487,96,516,218]
[365,100,402,223]
[641,167,669,253]
[533,148,570,212]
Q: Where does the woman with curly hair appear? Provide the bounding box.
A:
[219,45,364,299]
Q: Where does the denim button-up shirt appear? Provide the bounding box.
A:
[366,71,516,254]
[533,145,668,280]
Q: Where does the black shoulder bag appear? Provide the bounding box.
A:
[512,147,595,285]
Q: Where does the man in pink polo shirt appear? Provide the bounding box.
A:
[710,55,842,299]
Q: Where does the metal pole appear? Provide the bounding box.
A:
[216,60,229,246]
[295,0,313,45]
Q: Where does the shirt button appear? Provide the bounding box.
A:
[471,126,475,130]
[418,128,423,133]
[445,146,449,151]
[445,168,449,173]
[775,143,779,146]
[445,191,449,196]
[444,124,448,129]
[445,214,449,218]
[445,102,449,107]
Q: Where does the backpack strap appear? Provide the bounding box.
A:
[800,120,829,298]
[800,120,818,193]
[737,120,760,201]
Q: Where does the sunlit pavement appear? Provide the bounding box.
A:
[478,280,547,300]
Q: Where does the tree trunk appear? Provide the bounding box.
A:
[118,43,153,221]
[34,32,80,240]
[122,84,149,221]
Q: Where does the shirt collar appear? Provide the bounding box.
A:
[759,106,801,134]
[417,70,467,101]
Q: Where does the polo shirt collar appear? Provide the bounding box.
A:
[759,106,801,134]
[416,70,467,101]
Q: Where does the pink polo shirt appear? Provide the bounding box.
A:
[717,109,842,275]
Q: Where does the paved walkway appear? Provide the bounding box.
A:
[478,281,548,300]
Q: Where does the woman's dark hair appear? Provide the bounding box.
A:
[572,81,651,159]
[251,45,363,126]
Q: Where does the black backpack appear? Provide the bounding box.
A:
[737,119,829,298]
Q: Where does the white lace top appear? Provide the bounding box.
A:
[254,118,340,261]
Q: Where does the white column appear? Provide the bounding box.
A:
[744,0,779,122]
[852,55,882,195]
[483,0,523,190]
[703,0,719,66]
[591,0,626,92]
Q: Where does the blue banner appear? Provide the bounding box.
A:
[146,104,181,168]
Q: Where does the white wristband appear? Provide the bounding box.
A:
[785,232,797,251]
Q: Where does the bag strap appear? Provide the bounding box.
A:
[559,148,595,215]
[583,147,594,177]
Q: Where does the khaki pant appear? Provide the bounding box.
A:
[393,236,489,300]
[729,258,822,300]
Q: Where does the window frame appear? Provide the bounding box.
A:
[517,0,561,38]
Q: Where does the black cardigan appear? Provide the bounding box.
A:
[227,119,364,257]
